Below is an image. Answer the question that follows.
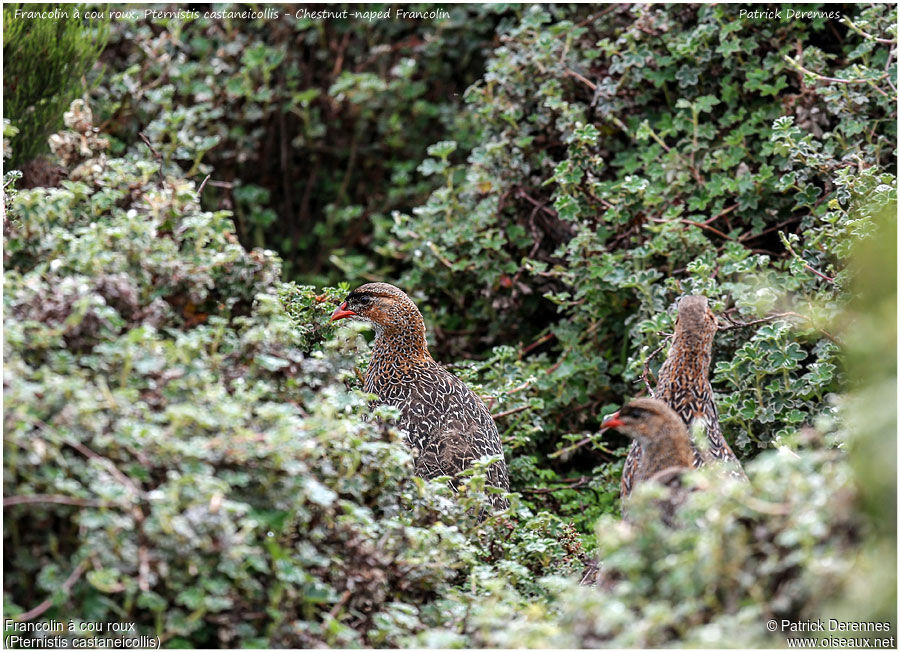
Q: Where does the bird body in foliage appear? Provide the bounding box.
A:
[581,398,699,585]
[621,295,744,499]
[331,282,509,510]
[604,397,697,525]
[606,398,695,487]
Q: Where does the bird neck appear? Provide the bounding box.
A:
[665,331,713,378]
[637,426,694,478]
[371,316,432,368]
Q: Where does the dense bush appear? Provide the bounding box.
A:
[4,3,897,648]
[3,3,108,168]
[386,3,897,528]
[89,4,506,282]
[3,108,578,646]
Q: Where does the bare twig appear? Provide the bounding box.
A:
[738,494,792,516]
[138,131,165,184]
[640,334,674,395]
[576,4,619,27]
[520,476,592,494]
[197,174,211,195]
[4,494,106,508]
[783,55,890,98]
[519,333,555,358]
[718,311,798,331]
[482,380,534,402]
[516,188,558,218]
[492,405,531,420]
[328,589,353,618]
[705,203,739,225]
[15,562,86,621]
[679,218,734,241]
[138,546,151,592]
[29,419,145,500]
[718,310,840,344]
[64,438,145,498]
[426,242,457,270]
[842,18,897,45]
[803,264,835,283]
[564,68,596,91]
[549,427,612,459]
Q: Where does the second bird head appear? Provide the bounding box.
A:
[330,282,426,337]
[602,397,684,446]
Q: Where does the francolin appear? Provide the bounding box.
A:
[604,397,697,524]
[330,282,509,510]
[620,295,744,500]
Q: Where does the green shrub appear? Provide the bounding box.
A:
[4,2,897,646]
[3,4,108,167]
[386,3,896,532]
[3,106,578,647]
[88,5,505,282]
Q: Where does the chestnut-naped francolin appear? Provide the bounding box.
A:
[330,282,510,510]
[620,295,744,500]
[604,397,697,524]
[605,398,695,488]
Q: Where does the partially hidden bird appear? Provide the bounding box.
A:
[605,398,696,489]
[330,282,510,510]
[604,397,698,525]
[581,397,698,584]
[620,295,744,500]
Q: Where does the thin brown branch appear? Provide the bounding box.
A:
[516,188,558,218]
[138,546,151,592]
[680,219,734,240]
[64,438,144,498]
[138,131,165,184]
[842,18,897,45]
[648,216,734,240]
[564,68,596,91]
[804,264,835,283]
[197,174,211,195]
[783,55,890,97]
[520,476,592,494]
[15,561,86,621]
[29,419,145,500]
[705,203,739,225]
[576,4,619,27]
[718,310,840,344]
[641,334,674,395]
[492,405,531,420]
[520,332,555,358]
[426,242,457,270]
[4,494,106,508]
[737,216,802,242]
[483,380,535,401]
[549,427,612,460]
[328,588,353,618]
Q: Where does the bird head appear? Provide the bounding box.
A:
[330,282,426,341]
[602,397,683,444]
[674,295,717,337]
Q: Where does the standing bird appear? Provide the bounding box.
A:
[330,282,509,510]
[604,397,698,525]
[620,295,744,499]
[605,398,696,489]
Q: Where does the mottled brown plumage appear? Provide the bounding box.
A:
[607,398,694,487]
[605,398,696,525]
[621,295,744,500]
[331,282,509,510]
